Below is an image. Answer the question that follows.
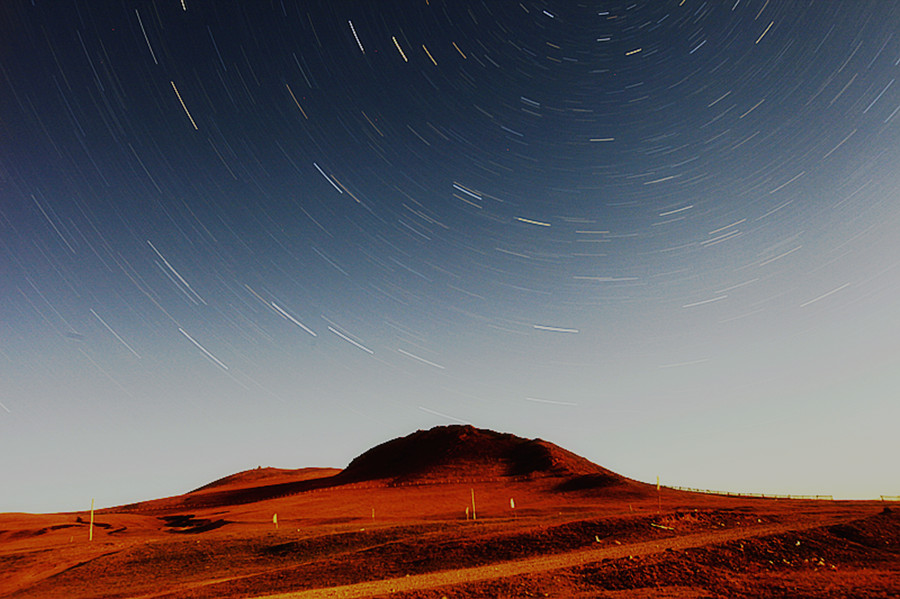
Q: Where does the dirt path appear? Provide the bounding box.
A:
[250,512,862,599]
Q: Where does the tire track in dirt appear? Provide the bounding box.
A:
[249,511,867,599]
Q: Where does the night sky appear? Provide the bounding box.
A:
[3,1,899,513]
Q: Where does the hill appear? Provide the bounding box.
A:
[337,424,641,493]
[113,425,645,512]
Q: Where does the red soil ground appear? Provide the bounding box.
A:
[2,426,897,598]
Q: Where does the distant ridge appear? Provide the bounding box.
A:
[337,425,637,492]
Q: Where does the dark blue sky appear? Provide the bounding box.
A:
[2,1,899,512]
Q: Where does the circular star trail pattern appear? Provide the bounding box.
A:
[2,1,900,511]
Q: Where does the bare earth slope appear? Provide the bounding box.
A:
[253,508,899,599]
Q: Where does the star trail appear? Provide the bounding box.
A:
[2,1,899,512]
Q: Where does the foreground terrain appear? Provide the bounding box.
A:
[2,426,897,598]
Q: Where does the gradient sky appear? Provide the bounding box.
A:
[2,1,899,513]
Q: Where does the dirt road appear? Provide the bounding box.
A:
[249,511,864,599]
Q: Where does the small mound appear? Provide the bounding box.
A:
[119,468,342,512]
[337,425,632,488]
[189,467,339,494]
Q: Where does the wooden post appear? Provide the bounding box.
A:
[470,488,476,521]
[657,476,661,514]
[89,498,95,541]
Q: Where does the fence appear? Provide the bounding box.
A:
[664,485,833,501]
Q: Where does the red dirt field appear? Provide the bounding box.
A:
[2,426,897,598]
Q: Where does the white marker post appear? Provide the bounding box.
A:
[273,513,278,530]
[89,498,95,541]
[470,488,477,521]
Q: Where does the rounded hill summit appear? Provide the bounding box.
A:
[338,425,634,491]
